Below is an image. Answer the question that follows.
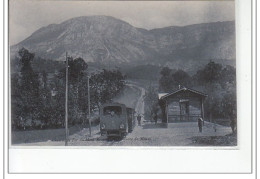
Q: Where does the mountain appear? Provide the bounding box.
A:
[10,16,235,72]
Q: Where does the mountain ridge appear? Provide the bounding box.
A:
[10,15,235,72]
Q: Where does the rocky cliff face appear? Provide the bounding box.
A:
[10,16,235,70]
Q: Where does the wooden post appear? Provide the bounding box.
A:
[201,98,205,126]
[65,52,68,146]
[179,101,182,121]
[201,98,205,120]
[87,75,91,136]
[165,101,168,123]
[187,102,190,121]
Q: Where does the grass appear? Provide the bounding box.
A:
[190,132,237,146]
[12,125,85,144]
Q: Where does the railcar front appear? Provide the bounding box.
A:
[100,103,128,137]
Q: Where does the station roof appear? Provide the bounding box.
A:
[158,93,169,99]
[159,87,207,100]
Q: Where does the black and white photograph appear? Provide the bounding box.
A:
[9,0,237,147]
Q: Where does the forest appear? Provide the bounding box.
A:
[11,47,236,130]
[11,48,126,130]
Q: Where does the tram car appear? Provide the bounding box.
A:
[100,103,135,137]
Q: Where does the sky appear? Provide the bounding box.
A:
[9,0,235,45]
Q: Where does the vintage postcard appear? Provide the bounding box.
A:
[9,0,237,147]
[5,0,256,175]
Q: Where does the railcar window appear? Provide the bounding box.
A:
[103,106,122,116]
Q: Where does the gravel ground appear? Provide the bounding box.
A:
[190,133,237,146]
[66,121,233,146]
[16,121,233,146]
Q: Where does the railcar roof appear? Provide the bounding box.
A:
[101,102,126,107]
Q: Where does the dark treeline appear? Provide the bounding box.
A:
[145,61,236,123]
[145,62,237,123]
[11,48,125,130]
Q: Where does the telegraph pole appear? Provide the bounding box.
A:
[87,75,91,136]
[65,52,69,146]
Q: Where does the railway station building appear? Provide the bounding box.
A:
[159,87,207,123]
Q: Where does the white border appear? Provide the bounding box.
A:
[3,0,256,176]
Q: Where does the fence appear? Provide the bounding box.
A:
[167,114,202,123]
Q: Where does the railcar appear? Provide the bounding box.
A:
[100,103,135,137]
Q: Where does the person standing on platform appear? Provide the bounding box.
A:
[137,114,141,126]
[230,119,237,133]
[198,117,203,132]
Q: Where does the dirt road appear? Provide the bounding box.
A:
[126,83,145,116]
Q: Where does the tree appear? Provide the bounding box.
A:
[37,70,52,127]
[159,67,174,92]
[18,48,40,128]
[194,61,222,85]
[160,67,171,77]
[68,57,88,124]
[171,69,190,89]
[11,74,22,129]
[68,57,88,83]
[53,57,89,125]
[90,69,126,111]
[190,61,237,123]
[220,65,236,89]
[144,86,159,121]
[49,71,66,127]
[159,67,190,92]
[221,92,237,120]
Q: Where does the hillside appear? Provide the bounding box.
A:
[10,16,235,74]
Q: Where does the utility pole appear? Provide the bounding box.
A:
[87,75,91,136]
[65,52,69,146]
